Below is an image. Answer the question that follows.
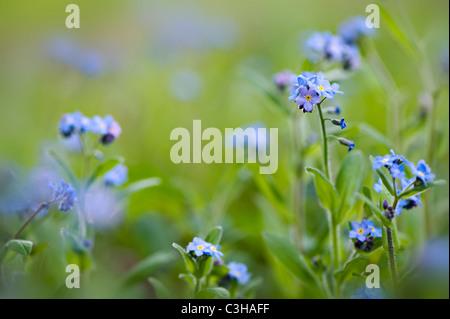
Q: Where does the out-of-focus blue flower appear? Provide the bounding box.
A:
[373,178,382,194]
[324,105,341,115]
[367,220,382,238]
[103,164,128,187]
[48,180,77,212]
[228,262,251,285]
[342,44,362,70]
[224,122,269,154]
[294,87,322,113]
[332,118,347,129]
[273,70,297,91]
[410,159,435,186]
[58,111,91,137]
[186,237,211,257]
[338,16,375,44]
[441,48,449,73]
[48,37,105,77]
[169,69,203,101]
[390,163,405,179]
[349,220,370,242]
[350,286,384,299]
[84,185,123,228]
[100,115,122,145]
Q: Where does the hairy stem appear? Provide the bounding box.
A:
[386,227,398,288]
[13,203,48,239]
[316,100,330,180]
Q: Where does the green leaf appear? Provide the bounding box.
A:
[334,257,369,285]
[370,156,395,196]
[305,167,339,213]
[241,67,290,116]
[148,277,172,299]
[122,177,161,196]
[210,265,230,278]
[198,256,214,278]
[335,151,363,223]
[178,273,196,287]
[362,186,374,218]
[122,251,174,286]
[379,4,422,62]
[263,232,319,288]
[172,243,197,275]
[6,239,33,256]
[205,226,223,245]
[86,156,125,188]
[47,149,78,187]
[397,180,446,200]
[195,287,230,299]
[355,193,391,227]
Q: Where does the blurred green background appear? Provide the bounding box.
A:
[0,0,448,298]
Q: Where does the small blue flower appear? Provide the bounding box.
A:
[228,262,251,285]
[367,220,382,238]
[349,220,370,242]
[103,164,128,187]
[373,178,382,194]
[186,237,210,257]
[205,244,224,261]
[372,154,395,170]
[311,77,344,99]
[410,159,435,186]
[350,286,384,299]
[390,163,405,179]
[294,87,322,113]
[49,180,77,212]
[100,115,122,145]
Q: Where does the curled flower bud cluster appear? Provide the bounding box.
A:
[373,149,434,216]
[349,219,381,252]
[48,180,77,212]
[59,111,121,145]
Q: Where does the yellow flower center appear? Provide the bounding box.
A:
[318,86,324,91]
[305,95,312,101]
[382,158,388,162]
[211,247,216,251]
[371,227,375,232]
[198,245,203,250]
[235,271,241,277]
[358,229,364,234]
[419,172,424,176]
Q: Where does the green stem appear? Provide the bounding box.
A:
[328,212,340,270]
[12,203,49,239]
[316,100,329,180]
[386,227,398,289]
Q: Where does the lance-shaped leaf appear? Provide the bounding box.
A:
[122,251,175,286]
[148,277,173,299]
[306,167,339,213]
[334,256,370,285]
[370,155,395,196]
[263,232,320,290]
[195,287,230,299]
[172,243,197,275]
[335,151,364,223]
[356,193,391,227]
[397,180,446,200]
